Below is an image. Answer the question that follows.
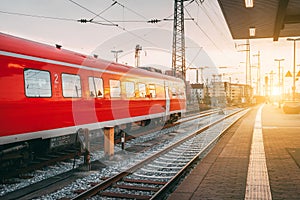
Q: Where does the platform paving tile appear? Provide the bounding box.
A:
[169,105,300,199]
[168,107,257,200]
[262,108,300,199]
[261,104,300,200]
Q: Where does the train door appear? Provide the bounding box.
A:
[165,86,170,117]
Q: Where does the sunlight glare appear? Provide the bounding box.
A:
[272,87,282,96]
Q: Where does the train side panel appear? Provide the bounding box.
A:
[0,33,186,146]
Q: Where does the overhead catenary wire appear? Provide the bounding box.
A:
[197,0,239,62]
[185,47,204,69]
[112,0,148,20]
[0,1,161,48]
[0,10,77,22]
[67,0,159,47]
[89,1,117,21]
[197,1,233,42]
[206,0,229,28]
[184,7,222,52]
[0,10,148,24]
[67,0,118,26]
[1,0,235,64]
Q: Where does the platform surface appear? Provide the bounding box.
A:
[168,104,300,200]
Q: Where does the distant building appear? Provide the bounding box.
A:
[227,83,253,106]
[190,83,205,104]
[209,81,226,107]
[186,80,253,108]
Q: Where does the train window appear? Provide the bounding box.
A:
[24,69,52,97]
[89,77,103,98]
[62,73,82,98]
[123,81,135,98]
[178,88,186,99]
[110,80,121,98]
[148,84,156,98]
[171,87,177,97]
[138,83,146,98]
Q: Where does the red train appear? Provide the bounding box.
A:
[0,33,186,164]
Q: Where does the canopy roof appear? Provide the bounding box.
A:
[217,0,300,41]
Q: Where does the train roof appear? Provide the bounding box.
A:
[0,32,183,83]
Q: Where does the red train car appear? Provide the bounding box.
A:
[0,33,186,159]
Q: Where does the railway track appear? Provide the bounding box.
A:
[117,108,221,143]
[68,108,249,200]
[1,108,219,181]
[0,108,222,199]
[0,147,81,182]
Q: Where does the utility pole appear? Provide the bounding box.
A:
[275,58,284,107]
[172,0,189,80]
[286,38,300,101]
[236,40,251,86]
[269,71,275,98]
[265,75,269,98]
[111,49,123,63]
[199,66,208,83]
[246,39,251,87]
[253,51,261,95]
[135,44,142,67]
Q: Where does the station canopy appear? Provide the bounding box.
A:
[217,0,300,41]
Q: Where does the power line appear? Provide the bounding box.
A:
[184,7,221,51]
[1,1,161,47]
[94,20,149,23]
[67,0,159,47]
[197,1,232,42]
[194,1,238,62]
[0,10,77,22]
[67,0,118,26]
[112,0,148,20]
[0,10,146,24]
[185,47,203,69]
[90,1,117,21]
[206,0,228,26]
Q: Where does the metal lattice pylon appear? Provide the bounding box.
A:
[172,0,187,80]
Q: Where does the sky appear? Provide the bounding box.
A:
[0,0,299,85]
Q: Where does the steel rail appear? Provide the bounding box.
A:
[151,108,250,199]
[71,108,248,200]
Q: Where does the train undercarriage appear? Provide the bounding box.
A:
[0,112,182,180]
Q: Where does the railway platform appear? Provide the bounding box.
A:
[168,103,300,200]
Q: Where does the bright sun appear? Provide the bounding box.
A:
[272,87,282,96]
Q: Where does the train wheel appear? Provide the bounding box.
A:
[140,119,151,127]
[114,126,121,139]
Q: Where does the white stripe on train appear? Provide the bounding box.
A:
[0,109,185,145]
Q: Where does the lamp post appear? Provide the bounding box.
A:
[253,51,261,95]
[188,67,200,83]
[111,49,123,63]
[236,40,251,86]
[286,38,300,101]
[275,58,284,107]
[135,45,142,67]
[188,66,208,84]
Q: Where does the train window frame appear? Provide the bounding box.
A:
[123,81,135,98]
[137,83,146,98]
[88,77,104,98]
[178,87,186,99]
[148,84,156,98]
[171,87,177,98]
[109,79,121,98]
[24,68,52,98]
[61,73,82,98]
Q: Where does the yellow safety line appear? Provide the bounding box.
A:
[245,104,272,200]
